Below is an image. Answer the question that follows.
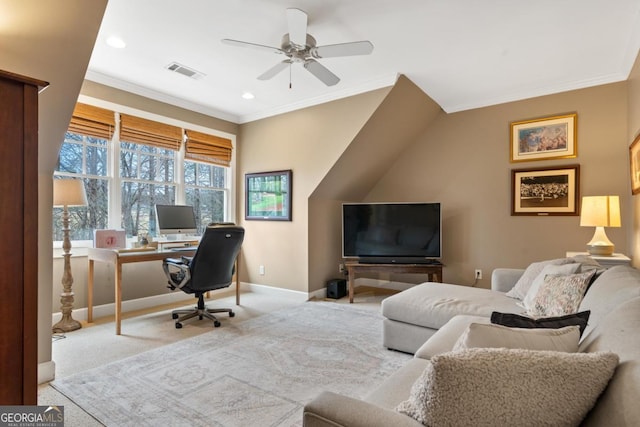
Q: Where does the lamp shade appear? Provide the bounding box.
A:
[579,196,621,228]
[53,179,87,207]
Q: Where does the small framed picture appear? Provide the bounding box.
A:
[511,165,580,216]
[629,133,640,195]
[245,170,292,221]
[510,113,577,162]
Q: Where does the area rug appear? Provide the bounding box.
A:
[51,301,411,426]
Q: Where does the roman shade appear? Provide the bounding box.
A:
[68,103,115,140]
[120,114,182,151]
[185,129,233,166]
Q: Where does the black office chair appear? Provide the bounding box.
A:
[162,223,244,329]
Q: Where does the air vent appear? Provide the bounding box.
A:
[165,62,205,80]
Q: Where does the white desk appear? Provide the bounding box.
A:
[87,247,240,335]
[566,251,631,268]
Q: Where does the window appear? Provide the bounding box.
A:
[185,161,227,231]
[120,141,176,237]
[54,132,109,241]
[53,104,234,243]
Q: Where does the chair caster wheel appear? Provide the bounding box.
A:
[198,315,203,320]
[172,313,178,319]
[214,321,221,327]
[229,312,235,317]
[175,322,182,329]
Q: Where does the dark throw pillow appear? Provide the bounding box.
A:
[490,310,590,337]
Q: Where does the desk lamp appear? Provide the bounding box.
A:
[52,178,87,333]
[579,195,621,256]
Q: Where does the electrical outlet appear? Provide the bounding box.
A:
[475,269,482,280]
[338,263,345,273]
[259,265,265,275]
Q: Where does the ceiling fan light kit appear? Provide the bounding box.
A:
[222,8,373,87]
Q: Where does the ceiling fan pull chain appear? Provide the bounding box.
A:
[289,62,292,89]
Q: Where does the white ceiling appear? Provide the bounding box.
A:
[86,0,640,124]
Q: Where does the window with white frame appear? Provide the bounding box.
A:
[53,103,233,243]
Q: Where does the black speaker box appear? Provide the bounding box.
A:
[326,278,347,299]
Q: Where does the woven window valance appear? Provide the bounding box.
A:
[68,103,115,140]
[120,114,182,151]
[185,130,233,166]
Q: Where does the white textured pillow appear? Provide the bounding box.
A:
[396,348,618,427]
[521,262,582,311]
[506,258,574,300]
[528,270,596,317]
[453,322,580,352]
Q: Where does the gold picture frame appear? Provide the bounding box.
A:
[630,133,640,195]
[511,165,580,216]
[510,113,577,162]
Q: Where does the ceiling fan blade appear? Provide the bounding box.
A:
[221,38,284,55]
[257,60,291,80]
[304,59,340,86]
[311,41,374,58]
[286,8,308,48]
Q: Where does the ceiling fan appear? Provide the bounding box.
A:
[221,8,373,87]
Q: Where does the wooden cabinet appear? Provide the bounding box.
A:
[0,70,48,405]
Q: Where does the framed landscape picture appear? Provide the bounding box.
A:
[245,170,292,221]
[511,165,580,216]
[630,133,640,195]
[510,113,577,162]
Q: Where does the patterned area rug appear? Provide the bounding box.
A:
[52,301,411,426]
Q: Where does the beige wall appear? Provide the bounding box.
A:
[628,54,640,268]
[238,87,391,292]
[367,82,630,287]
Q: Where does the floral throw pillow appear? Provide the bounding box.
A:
[528,270,596,317]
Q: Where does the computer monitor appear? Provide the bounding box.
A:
[154,204,198,237]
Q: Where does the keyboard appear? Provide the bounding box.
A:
[171,246,198,252]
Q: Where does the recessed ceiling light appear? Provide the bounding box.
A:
[242,92,255,100]
[106,36,126,49]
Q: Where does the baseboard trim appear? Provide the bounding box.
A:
[39,360,56,384]
[242,282,310,303]
[51,282,315,324]
[51,288,221,323]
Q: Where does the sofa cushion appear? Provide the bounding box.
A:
[521,262,582,310]
[578,265,640,337]
[382,282,522,330]
[578,296,640,426]
[364,358,430,410]
[414,315,489,360]
[505,257,574,300]
[395,348,618,427]
[490,310,590,337]
[452,323,580,352]
[526,270,595,317]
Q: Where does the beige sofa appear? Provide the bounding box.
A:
[303,265,640,426]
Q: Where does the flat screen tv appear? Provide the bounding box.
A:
[155,204,198,236]
[342,202,441,263]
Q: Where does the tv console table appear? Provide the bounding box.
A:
[344,262,443,303]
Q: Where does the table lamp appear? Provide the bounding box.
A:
[52,178,87,333]
[579,195,621,256]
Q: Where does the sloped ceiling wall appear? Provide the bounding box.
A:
[309,75,442,292]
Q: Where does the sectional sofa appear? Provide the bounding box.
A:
[303,262,640,426]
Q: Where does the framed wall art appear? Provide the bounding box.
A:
[510,113,577,162]
[511,165,580,216]
[245,169,292,221]
[630,133,640,195]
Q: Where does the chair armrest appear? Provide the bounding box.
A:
[164,257,186,266]
[303,391,422,427]
[491,268,525,292]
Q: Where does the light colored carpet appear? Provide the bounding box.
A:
[50,300,410,426]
